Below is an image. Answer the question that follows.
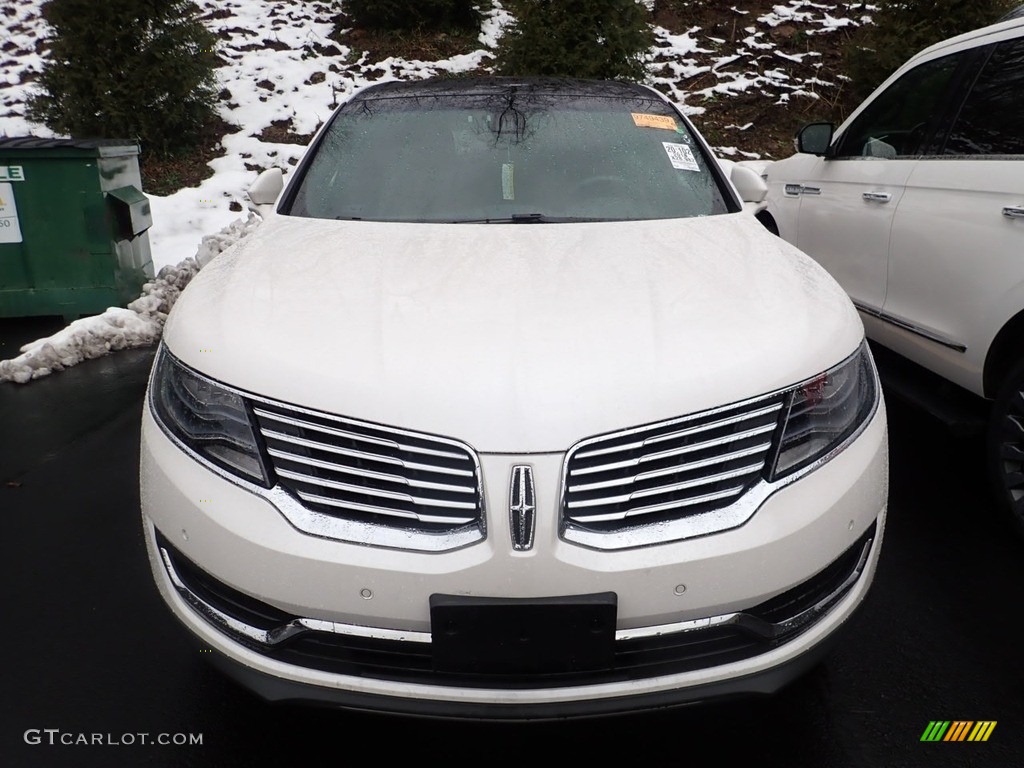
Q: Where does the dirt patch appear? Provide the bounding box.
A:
[255,118,315,145]
[140,116,236,196]
[333,12,483,64]
[200,8,233,21]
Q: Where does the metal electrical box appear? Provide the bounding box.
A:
[0,138,155,320]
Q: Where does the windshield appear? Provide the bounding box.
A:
[283,88,732,223]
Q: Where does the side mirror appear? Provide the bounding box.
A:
[796,122,835,156]
[730,164,767,204]
[247,167,284,213]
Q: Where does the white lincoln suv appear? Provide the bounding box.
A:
[140,77,887,718]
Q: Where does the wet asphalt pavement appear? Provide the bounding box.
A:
[2,316,1022,768]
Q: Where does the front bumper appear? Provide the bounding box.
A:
[195,618,852,719]
[140,400,887,718]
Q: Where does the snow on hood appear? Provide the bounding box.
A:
[164,212,862,453]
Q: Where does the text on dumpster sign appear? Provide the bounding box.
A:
[0,183,24,243]
[0,165,25,182]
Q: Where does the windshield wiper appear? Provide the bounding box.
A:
[448,213,606,224]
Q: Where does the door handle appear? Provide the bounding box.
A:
[862,192,892,203]
[1003,206,1024,219]
[783,184,821,197]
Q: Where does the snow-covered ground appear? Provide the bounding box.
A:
[0,0,866,382]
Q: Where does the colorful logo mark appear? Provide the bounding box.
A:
[920,721,996,742]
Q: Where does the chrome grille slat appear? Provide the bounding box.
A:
[262,429,475,478]
[251,399,483,536]
[566,462,765,507]
[634,444,772,479]
[276,468,479,510]
[266,448,475,493]
[253,407,467,461]
[569,486,746,523]
[569,424,777,476]
[563,393,786,535]
[572,402,784,461]
[295,492,476,525]
[569,446,771,492]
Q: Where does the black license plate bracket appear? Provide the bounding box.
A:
[430,592,617,675]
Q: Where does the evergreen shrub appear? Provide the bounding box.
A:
[28,0,219,156]
[495,0,654,81]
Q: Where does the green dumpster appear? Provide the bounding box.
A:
[0,138,155,320]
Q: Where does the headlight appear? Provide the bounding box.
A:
[150,346,270,486]
[770,341,879,481]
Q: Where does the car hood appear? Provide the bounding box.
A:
[164,213,862,452]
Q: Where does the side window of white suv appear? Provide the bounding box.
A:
[942,37,1024,156]
[833,53,965,159]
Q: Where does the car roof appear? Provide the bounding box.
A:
[908,14,1024,63]
[349,76,660,103]
[1000,4,1024,21]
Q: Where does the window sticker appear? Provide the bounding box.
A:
[0,182,23,243]
[502,163,515,200]
[632,113,677,131]
[662,142,700,171]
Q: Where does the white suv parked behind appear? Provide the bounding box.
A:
[757,16,1024,536]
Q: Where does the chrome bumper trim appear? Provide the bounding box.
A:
[160,547,433,645]
[160,529,873,652]
[618,530,873,641]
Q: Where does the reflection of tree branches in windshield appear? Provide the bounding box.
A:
[494,87,530,147]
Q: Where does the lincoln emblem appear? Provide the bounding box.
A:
[509,465,536,551]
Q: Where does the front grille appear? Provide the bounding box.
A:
[250,398,483,533]
[562,394,786,532]
[158,523,875,689]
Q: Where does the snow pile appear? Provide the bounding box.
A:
[0,309,159,385]
[480,1,514,48]
[0,215,261,384]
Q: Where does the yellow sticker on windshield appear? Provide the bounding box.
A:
[632,113,677,131]
[502,163,515,200]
